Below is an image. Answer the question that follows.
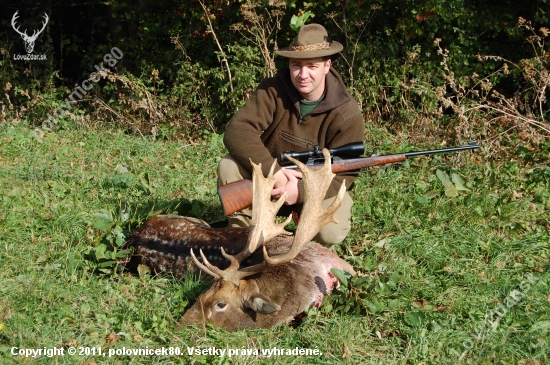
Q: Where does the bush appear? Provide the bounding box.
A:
[1,0,548,142]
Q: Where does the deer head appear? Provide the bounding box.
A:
[12,11,49,54]
[179,149,349,331]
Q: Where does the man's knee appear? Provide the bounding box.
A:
[313,193,353,246]
[217,154,250,186]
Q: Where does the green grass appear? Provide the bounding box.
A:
[0,122,549,364]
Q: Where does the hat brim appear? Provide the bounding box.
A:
[274,41,343,59]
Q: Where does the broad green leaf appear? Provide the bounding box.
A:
[97,260,117,268]
[364,299,386,314]
[95,244,107,259]
[290,11,314,33]
[351,276,371,287]
[436,169,458,197]
[92,210,113,231]
[8,187,23,197]
[452,173,470,191]
[137,264,151,278]
[375,238,390,248]
[330,268,348,287]
[113,225,126,247]
[404,311,426,326]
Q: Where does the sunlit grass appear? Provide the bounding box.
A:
[0,122,548,364]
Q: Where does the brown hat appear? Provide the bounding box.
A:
[275,23,343,59]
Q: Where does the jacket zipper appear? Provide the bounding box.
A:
[280,131,313,150]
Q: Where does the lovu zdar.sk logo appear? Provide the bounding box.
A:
[12,10,49,60]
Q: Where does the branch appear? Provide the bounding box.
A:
[199,0,234,94]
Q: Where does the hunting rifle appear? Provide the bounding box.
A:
[218,141,480,216]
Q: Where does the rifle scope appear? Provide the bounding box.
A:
[279,142,364,163]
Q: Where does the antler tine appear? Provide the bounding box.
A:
[231,148,346,277]
[11,11,27,37]
[29,13,49,40]
[190,248,222,279]
[265,148,346,266]
[190,247,245,285]
[233,159,292,262]
[38,13,49,33]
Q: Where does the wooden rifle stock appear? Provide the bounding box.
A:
[217,154,406,217]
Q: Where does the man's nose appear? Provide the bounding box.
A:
[298,67,308,79]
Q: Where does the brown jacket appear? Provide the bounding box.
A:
[224,67,364,202]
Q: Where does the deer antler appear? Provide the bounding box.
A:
[31,13,49,40]
[238,148,346,276]
[191,159,292,285]
[192,149,345,285]
[11,11,27,38]
[263,148,346,265]
[11,12,48,40]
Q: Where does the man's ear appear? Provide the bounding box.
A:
[244,292,281,314]
[325,58,332,73]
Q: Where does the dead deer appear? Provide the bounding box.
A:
[124,149,355,331]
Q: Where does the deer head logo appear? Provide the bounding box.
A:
[11,11,49,54]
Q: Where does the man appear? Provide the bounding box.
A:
[217,23,364,246]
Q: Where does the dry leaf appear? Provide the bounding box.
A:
[342,344,352,359]
[105,332,120,344]
[412,299,430,308]
[64,339,78,348]
[518,360,541,365]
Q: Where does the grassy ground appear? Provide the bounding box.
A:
[0,121,548,364]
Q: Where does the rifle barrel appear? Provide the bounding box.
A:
[401,141,480,157]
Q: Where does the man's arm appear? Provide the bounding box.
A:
[223,79,281,177]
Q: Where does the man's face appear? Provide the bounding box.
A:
[289,57,331,101]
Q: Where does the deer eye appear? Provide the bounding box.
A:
[216,302,227,309]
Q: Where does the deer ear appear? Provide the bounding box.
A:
[245,293,281,314]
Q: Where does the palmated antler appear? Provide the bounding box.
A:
[191,159,292,285]
[192,149,346,285]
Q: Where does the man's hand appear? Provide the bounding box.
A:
[272,169,289,189]
[272,168,303,205]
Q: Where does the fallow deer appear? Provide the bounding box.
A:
[124,149,355,331]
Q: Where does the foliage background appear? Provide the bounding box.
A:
[1,0,548,141]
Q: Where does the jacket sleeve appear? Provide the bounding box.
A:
[223,78,280,176]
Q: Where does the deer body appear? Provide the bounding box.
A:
[125,215,354,331]
[125,149,355,331]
